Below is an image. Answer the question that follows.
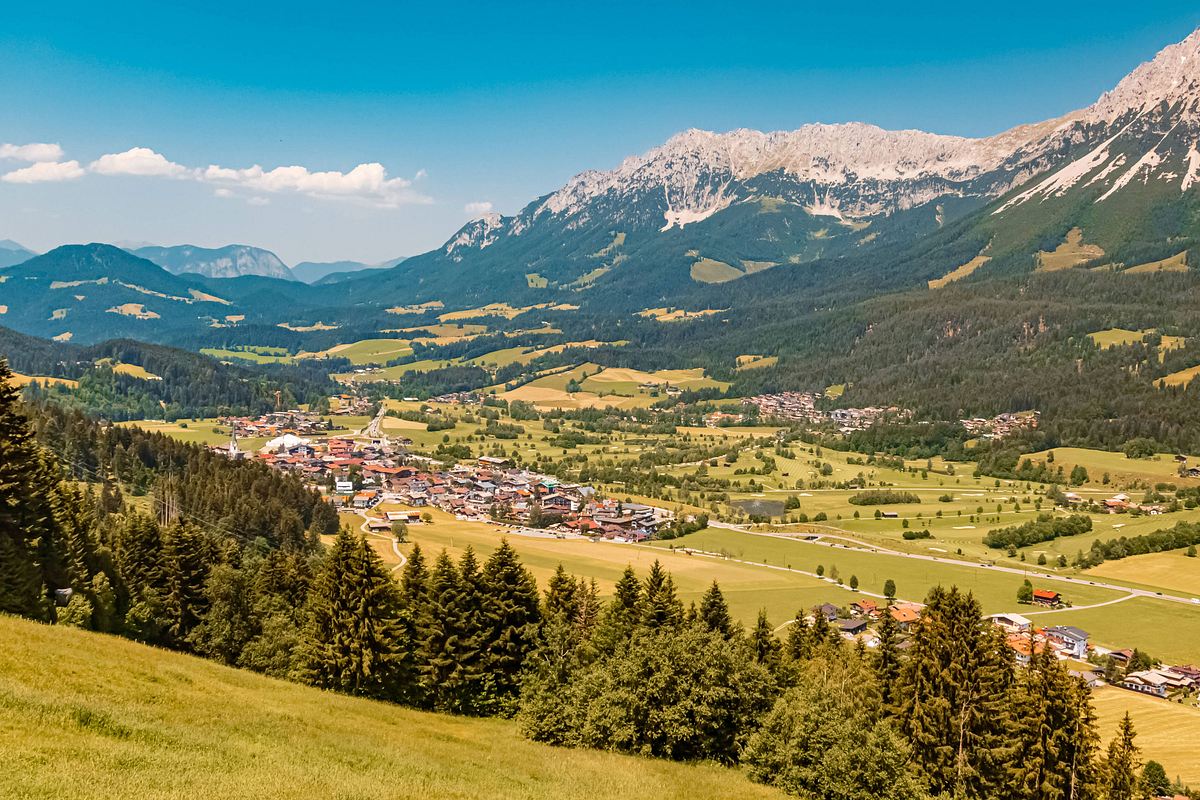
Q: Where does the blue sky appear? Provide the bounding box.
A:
[2,1,1199,264]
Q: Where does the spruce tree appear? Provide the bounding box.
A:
[162,522,215,645]
[699,580,733,637]
[189,563,257,665]
[874,603,902,710]
[897,586,1014,800]
[0,359,64,620]
[479,540,541,713]
[594,565,641,651]
[298,528,406,700]
[784,611,812,662]
[639,559,683,629]
[418,549,482,713]
[751,609,782,670]
[1103,713,1141,800]
[543,563,578,621]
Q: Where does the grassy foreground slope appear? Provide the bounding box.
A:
[0,616,782,800]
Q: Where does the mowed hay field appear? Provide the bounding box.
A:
[1092,686,1200,785]
[382,507,836,626]
[0,616,783,800]
[1086,549,1200,597]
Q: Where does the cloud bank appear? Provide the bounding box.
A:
[0,142,428,207]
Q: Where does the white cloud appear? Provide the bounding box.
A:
[90,147,190,178]
[3,140,431,208]
[202,161,424,207]
[0,142,65,162]
[464,201,494,216]
[1,160,85,184]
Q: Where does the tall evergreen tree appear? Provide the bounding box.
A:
[479,540,541,713]
[875,603,902,710]
[1102,713,1141,800]
[751,609,782,671]
[189,563,257,665]
[418,549,484,713]
[0,358,64,620]
[639,559,683,629]
[897,586,1014,800]
[162,521,216,644]
[784,610,813,662]
[298,528,406,700]
[699,580,733,637]
[594,565,641,651]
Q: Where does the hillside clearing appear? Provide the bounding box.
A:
[929,254,991,288]
[1036,228,1105,272]
[1124,251,1188,274]
[0,615,782,800]
[690,257,743,284]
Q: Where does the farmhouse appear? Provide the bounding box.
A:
[1032,589,1061,607]
[989,613,1033,633]
[889,604,921,629]
[1044,625,1089,659]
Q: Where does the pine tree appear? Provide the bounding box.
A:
[1103,713,1141,800]
[751,609,782,670]
[418,549,484,713]
[479,540,541,713]
[189,563,257,665]
[0,358,65,620]
[162,522,215,645]
[874,603,902,710]
[594,565,641,651]
[543,563,578,621]
[639,560,682,629]
[897,586,1014,800]
[699,580,733,637]
[811,607,834,645]
[784,611,812,662]
[114,513,166,601]
[298,528,406,700]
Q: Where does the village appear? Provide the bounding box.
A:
[738,391,914,432]
[210,410,677,542]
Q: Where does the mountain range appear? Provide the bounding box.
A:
[327,27,1200,306]
[5,27,1200,345]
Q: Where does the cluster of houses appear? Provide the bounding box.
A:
[958,411,1041,439]
[218,410,333,439]
[813,598,925,646]
[1119,663,1200,698]
[329,395,374,415]
[213,426,674,541]
[741,392,911,432]
[743,391,826,423]
[1061,491,1167,515]
[430,391,481,404]
[990,614,1091,662]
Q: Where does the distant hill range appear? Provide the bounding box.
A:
[132,244,295,281]
[292,256,407,284]
[0,239,36,269]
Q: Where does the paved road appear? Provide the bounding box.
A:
[360,406,388,439]
[357,510,407,572]
[708,521,1200,608]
